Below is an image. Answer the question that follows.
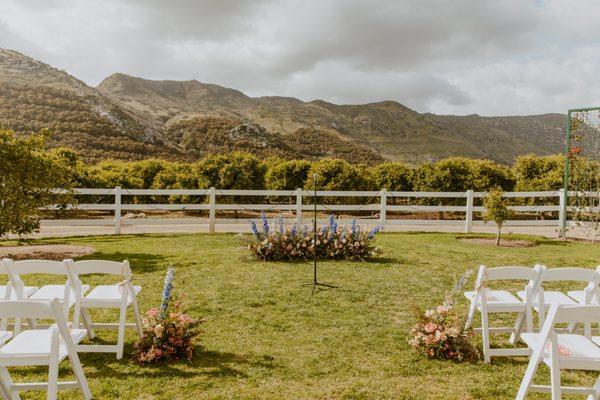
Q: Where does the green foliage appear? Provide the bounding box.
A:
[196,152,266,190]
[414,157,514,192]
[371,162,413,191]
[265,160,312,190]
[483,189,514,245]
[513,154,564,191]
[0,129,75,237]
[305,159,371,191]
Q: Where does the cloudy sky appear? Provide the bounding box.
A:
[1,0,599,116]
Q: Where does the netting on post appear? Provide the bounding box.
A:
[564,107,600,241]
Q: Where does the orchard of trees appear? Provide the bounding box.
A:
[69,152,567,194]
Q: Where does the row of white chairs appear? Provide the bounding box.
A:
[464,264,599,363]
[464,265,600,398]
[0,258,143,400]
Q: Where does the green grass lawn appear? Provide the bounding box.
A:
[2,232,600,399]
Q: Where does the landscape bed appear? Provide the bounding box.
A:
[1,232,599,399]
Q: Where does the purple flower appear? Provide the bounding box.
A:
[290,223,297,236]
[278,216,284,234]
[250,221,260,239]
[261,211,269,235]
[368,225,380,239]
[351,219,358,236]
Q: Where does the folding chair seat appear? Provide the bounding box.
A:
[516,304,600,399]
[66,259,142,360]
[518,266,599,329]
[0,299,91,400]
[464,265,543,363]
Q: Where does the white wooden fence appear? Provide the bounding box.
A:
[42,187,573,234]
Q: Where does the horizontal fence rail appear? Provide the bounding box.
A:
[40,187,587,234]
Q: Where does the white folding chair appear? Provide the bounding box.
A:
[66,259,142,360]
[518,266,600,329]
[516,304,600,400]
[0,259,38,300]
[464,265,543,363]
[1,259,89,317]
[0,299,91,400]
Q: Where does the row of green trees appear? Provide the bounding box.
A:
[71,152,566,193]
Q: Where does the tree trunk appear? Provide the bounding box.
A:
[496,228,501,246]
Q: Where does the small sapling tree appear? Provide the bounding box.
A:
[483,189,514,246]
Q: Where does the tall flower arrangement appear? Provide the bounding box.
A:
[246,213,381,261]
[408,269,480,362]
[133,266,204,364]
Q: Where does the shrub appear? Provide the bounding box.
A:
[133,267,204,364]
[0,129,76,237]
[371,162,413,191]
[265,159,312,190]
[246,214,381,261]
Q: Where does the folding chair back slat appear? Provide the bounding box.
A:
[66,259,131,277]
[540,267,599,283]
[5,260,67,275]
[0,300,54,320]
[484,266,539,281]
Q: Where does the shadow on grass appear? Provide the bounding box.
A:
[76,251,167,273]
[82,346,278,379]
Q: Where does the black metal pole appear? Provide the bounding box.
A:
[301,173,337,294]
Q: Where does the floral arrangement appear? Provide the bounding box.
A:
[408,270,480,362]
[246,213,381,261]
[132,266,204,364]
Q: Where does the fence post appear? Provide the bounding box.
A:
[295,188,302,225]
[380,189,387,230]
[114,186,122,235]
[558,188,565,237]
[465,190,474,233]
[209,187,216,234]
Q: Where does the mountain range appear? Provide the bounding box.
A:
[0,48,566,165]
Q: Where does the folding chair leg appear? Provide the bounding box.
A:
[47,357,59,400]
[549,334,561,400]
[587,375,600,400]
[465,298,477,331]
[116,303,127,360]
[80,309,95,339]
[66,352,91,400]
[0,378,11,400]
[510,312,525,345]
[0,367,20,400]
[481,311,491,363]
[132,298,143,338]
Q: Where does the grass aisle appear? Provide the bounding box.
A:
[2,232,600,399]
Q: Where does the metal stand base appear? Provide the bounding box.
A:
[301,281,338,295]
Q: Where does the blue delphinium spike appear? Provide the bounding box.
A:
[351,219,358,236]
[291,223,297,236]
[302,224,308,236]
[278,216,284,234]
[367,225,381,239]
[250,220,260,239]
[261,211,269,235]
[159,266,174,320]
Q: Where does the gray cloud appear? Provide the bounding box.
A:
[1,0,599,115]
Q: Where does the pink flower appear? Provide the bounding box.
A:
[424,322,436,334]
[436,305,448,314]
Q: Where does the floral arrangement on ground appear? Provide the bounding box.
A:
[409,270,480,362]
[133,266,204,363]
[246,213,381,261]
